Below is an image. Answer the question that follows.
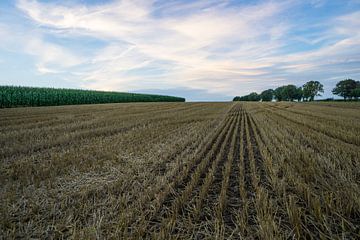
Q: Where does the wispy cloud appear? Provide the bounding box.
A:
[0,0,359,100]
[0,22,83,74]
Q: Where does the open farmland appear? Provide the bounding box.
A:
[1,102,360,239]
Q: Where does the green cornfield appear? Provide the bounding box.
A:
[0,86,185,108]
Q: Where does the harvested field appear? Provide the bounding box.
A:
[1,102,360,239]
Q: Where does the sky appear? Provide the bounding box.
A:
[0,0,360,101]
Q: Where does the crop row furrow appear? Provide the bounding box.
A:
[269,103,360,123]
[246,113,269,189]
[0,104,211,158]
[131,106,237,238]
[191,111,240,239]
[222,109,243,239]
[247,111,293,238]
[151,112,239,238]
[189,112,238,223]
[241,110,258,238]
[163,110,241,239]
[146,111,235,238]
[260,106,360,175]
[264,105,360,146]
[250,104,359,239]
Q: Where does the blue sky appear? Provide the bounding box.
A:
[1,0,360,101]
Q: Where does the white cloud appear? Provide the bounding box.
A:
[0,22,83,75]
[25,38,83,68]
[36,64,62,74]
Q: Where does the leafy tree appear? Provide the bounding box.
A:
[233,92,260,101]
[248,92,261,101]
[303,81,324,101]
[274,85,298,101]
[332,79,358,100]
[285,85,298,101]
[260,89,274,102]
[351,87,360,100]
[295,87,303,102]
[274,86,285,101]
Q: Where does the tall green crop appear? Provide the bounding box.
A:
[0,86,185,108]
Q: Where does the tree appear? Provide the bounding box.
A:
[260,89,274,102]
[274,86,285,101]
[295,87,303,102]
[283,85,298,101]
[332,79,358,100]
[303,81,324,101]
[351,87,360,100]
[287,85,298,101]
[248,92,261,101]
[233,92,261,101]
[274,85,298,101]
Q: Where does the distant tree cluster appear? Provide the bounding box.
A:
[273,85,303,102]
[233,79,359,102]
[233,92,261,101]
[332,79,360,100]
[233,80,323,102]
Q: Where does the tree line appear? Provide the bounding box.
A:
[0,86,185,108]
[233,79,360,102]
